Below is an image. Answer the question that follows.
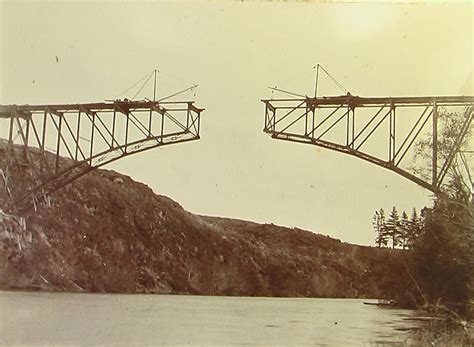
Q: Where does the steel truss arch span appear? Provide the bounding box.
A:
[262,95,474,195]
[1,100,204,212]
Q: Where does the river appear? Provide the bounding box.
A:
[0,291,424,346]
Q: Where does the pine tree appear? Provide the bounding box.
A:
[372,211,380,247]
[406,207,423,249]
[373,209,385,247]
[399,210,410,249]
[385,206,401,249]
[373,208,388,247]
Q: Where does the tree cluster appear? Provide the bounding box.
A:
[411,195,473,316]
[372,207,423,249]
[371,106,473,317]
[373,197,473,316]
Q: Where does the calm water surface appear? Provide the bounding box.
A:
[0,291,423,346]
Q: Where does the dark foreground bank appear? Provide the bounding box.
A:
[1,145,409,299]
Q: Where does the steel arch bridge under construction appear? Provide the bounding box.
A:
[0,99,203,212]
[262,94,474,195]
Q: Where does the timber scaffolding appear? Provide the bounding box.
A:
[262,94,474,195]
[0,99,204,212]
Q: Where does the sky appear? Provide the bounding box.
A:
[0,1,472,245]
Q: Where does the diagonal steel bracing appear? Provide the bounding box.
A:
[262,95,474,195]
[0,100,203,212]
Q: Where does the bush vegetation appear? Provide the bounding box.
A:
[372,106,473,343]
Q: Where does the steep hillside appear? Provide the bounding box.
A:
[0,143,410,300]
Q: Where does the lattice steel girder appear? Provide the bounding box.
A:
[1,100,204,212]
[262,95,474,195]
[262,95,474,108]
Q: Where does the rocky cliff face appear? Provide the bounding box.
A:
[0,144,409,300]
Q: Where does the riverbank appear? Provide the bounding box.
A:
[410,315,474,346]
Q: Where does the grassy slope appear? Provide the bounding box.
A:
[0,144,410,299]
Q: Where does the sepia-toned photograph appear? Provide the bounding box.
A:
[0,0,472,345]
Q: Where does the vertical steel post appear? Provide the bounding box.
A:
[197,112,201,136]
[8,113,14,147]
[432,101,438,186]
[25,117,30,147]
[388,102,393,162]
[90,113,95,165]
[125,112,129,152]
[186,105,190,130]
[75,111,81,160]
[42,111,47,152]
[151,69,157,138]
[351,107,355,149]
[160,112,164,142]
[55,114,62,172]
[346,105,350,146]
[25,116,30,160]
[264,104,268,131]
[389,101,395,163]
[111,109,116,148]
[390,101,397,162]
[272,109,276,133]
[389,107,391,161]
[305,104,308,136]
[38,111,47,171]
